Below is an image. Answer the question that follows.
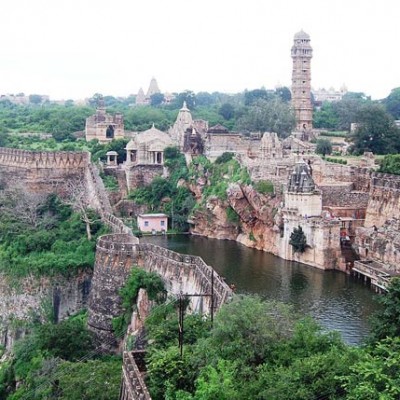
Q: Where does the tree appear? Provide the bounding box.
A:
[275,86,292,102]
[349,103,400,155]
[331,93,370,131]
[150,92,165,107]
[28,94,43,104]
[244,88,274,106]
[195,92,215,107]
[174,91,196,110]
[315,138,332,156]
[197,296,298,365]
[368,277,400,342]
[289,226,307,253]
[237,98,295,137]
[343,338,400,399]
[218,103,235,120]
[0,184,48,229]
[379,154,400,175]
[63,179,100,240]
[313,102,339,129]
[383,87,400,119]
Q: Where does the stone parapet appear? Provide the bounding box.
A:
[0,147,90,169]
[139,243,232,311]
[120,351,151,400]
[88,234,232,351]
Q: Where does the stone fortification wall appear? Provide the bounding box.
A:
[320,184,369,208]
[0,147,90,169]
[279,214,342,270]
[87,234,140,351]
[365,173,400,227]
[205,134,248,160]
[87,233,232,350]
[0,271,92,350]
[124,164,164,191]
[0,147,90,192]
[86,164,133,234]
[312,162,371,191]
[86,163,112,214]
[239,156,292,194]
[139,243,231,312]
[120,351,151,400]
[355,219,400,273]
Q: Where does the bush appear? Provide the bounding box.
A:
[289,226,307,253]
[315,138,333,156]
[215,152,234,164]
[226,206,240,224]
[254,180,274,194]
[112,268,166,338]
[379,154,400,175]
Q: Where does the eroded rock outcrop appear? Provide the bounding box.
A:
[190,183,283,252]
[0,271,92,350]
[190,196,239,240]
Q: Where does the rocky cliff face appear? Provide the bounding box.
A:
[0,271,92,350]
[190,183,282,253]
[227,184,283,252]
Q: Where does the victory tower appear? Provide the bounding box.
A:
[291,30,313,132]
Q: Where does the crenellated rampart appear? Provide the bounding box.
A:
[0,147,90,193]
[138,243,231,312]
[87,233,232,351]
[0,147,90,169]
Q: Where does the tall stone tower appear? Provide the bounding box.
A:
[291,30,313,131]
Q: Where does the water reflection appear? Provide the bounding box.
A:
[141,235,380,345]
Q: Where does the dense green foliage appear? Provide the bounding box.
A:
[342,337,400,399]
[313,92,371,131]
[289,225,308,253]
[0,193,106,277]
[349,104,400,155]
[236,98,295,137]
[254,179,274,194]
[129,146,194,231]
[325,156,348,165]
[144,295,357,400]
[112,268,166,338]
[315,138,333,156]
[189,155,251,202]
[368,277,400,342]
[382,87,400,119]
[1,312,121,400]
[0,101,93,138]
[379,154,400,175]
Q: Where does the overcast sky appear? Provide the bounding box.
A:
[1,0,399,100]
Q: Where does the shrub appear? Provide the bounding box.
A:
[254,180,274,194]
[289,226,307,253]
[226,206,240,224]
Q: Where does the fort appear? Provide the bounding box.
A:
[1,30,400,399]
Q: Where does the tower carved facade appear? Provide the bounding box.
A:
[291,30,313,131]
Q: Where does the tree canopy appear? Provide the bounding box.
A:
[349,103,400,155]
[315,138,333,156]
[383,87,400,119]
[237,98,295,137]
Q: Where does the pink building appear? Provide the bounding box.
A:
[137,213,168,233]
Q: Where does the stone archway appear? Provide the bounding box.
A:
[106,125,115,139]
